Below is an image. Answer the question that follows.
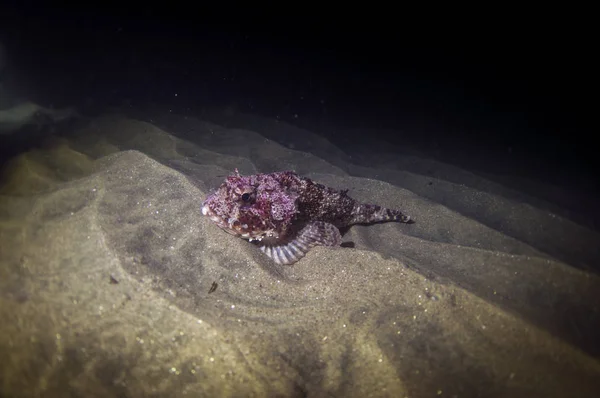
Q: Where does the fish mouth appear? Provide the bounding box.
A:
[201,204,276,241]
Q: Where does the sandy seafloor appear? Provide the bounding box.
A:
[1,108,599,398]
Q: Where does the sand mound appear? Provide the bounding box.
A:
[1,112,599,397]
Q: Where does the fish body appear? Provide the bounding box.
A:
[201,169,412,265]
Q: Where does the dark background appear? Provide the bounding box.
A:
[0,5,597,224]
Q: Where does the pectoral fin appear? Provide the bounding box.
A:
[259,221,342,265]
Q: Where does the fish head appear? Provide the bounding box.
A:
[201,170,299,242]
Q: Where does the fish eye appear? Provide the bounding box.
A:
[241,193,251,202]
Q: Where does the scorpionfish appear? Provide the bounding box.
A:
[201,169,413,265]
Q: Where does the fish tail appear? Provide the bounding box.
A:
[351,203,412,224]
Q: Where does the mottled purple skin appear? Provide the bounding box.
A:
[201,169,412,264]
[201,170,303,241]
